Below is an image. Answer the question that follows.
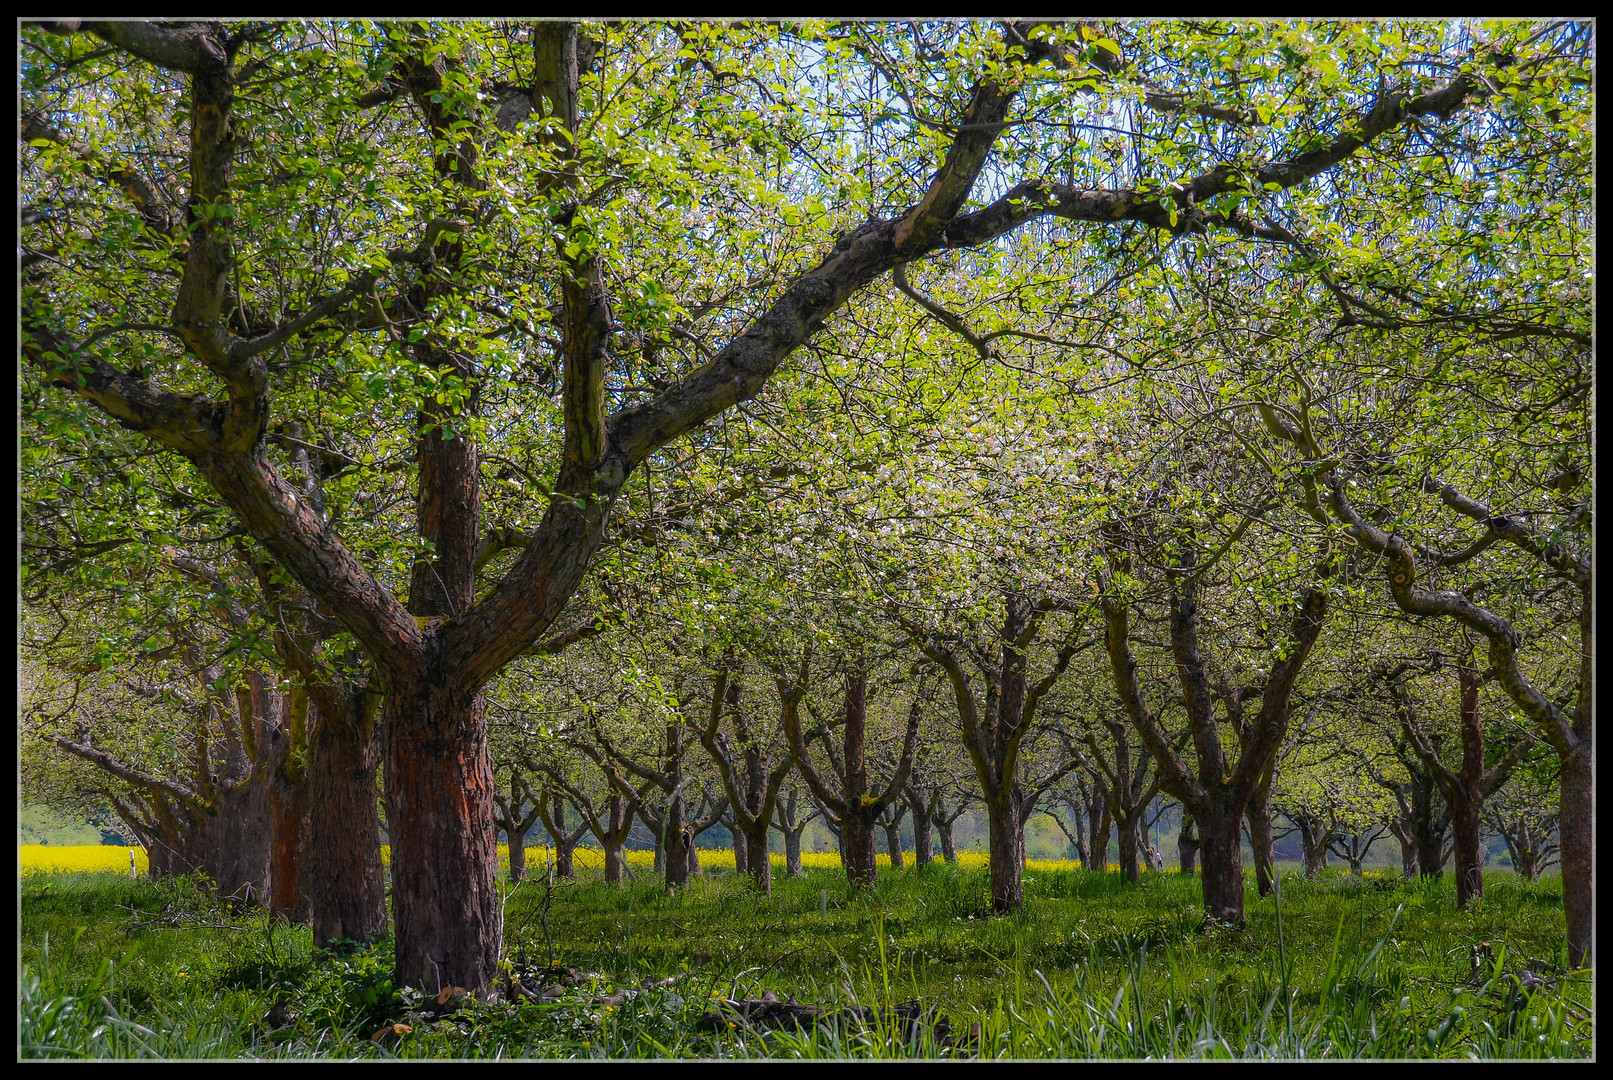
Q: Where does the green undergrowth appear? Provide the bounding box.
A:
[19,865,1591,1059]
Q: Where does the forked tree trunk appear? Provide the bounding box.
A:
[1298,816,1330,878]
[382,681,501,993]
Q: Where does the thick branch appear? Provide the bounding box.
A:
[48,735,200,807]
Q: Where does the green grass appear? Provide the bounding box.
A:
[19,863,1592,1058]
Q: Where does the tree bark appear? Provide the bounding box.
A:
[783,826,804,875]
[602,795,628,885]
[382,679,500,993]
[740,820,772,891]
[937,820,958,864]
[303,692,387,944]
[881,804,907,869]
[663,796,692,889]
[549,799,576,880]
[508,829,528,883]
[1296,814,1331,878]
[1178,815,1199,875]
[1247,785,1276,897]
[985,789,1023,911]
[1396,827,1417,878]
[1450,796,1483,906]
[192,774,274,907]
[1198,807,1245,924]
[1559,746,1592,966]
[1088,798,1111,872]
[1115,811,1139,883]
[1414,781,1449,878]
[842,815,879,887]
[910,799,934,867]
[264,735,309,923]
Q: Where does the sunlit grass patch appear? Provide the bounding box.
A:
[20,860,1586,1059]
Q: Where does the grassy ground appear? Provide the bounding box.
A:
[19,859,1591,1059]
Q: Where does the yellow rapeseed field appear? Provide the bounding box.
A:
[20,844,1083,877]
[483,846,1083,874]
[20,845,147,875]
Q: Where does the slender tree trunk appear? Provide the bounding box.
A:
[663,797,691,889]
[911,805,934,867]
[1198,808,1246,926]
[783,826,804,875]
[986,793,1023,912]
[732,825,749,875]
[603,796,628,886]
[264,738,309,923]
[937,820,957,864]
[1116,812,1139,883]
[1247,798,1275,896]
[1088,802,1111,871]
[1178,816,1199,875]
[1450,795,1483,907]
[304,701,387,944]
[686,827,703,878]
[551,801,574,880]
[382,681,500,993]
[1559,748,1593,967]
[884,818,905,869]
[1064,805,1090,868]
[1392,822,1417,877]
[508,829,529,882]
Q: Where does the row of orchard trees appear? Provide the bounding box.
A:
[21,19,1591,991]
